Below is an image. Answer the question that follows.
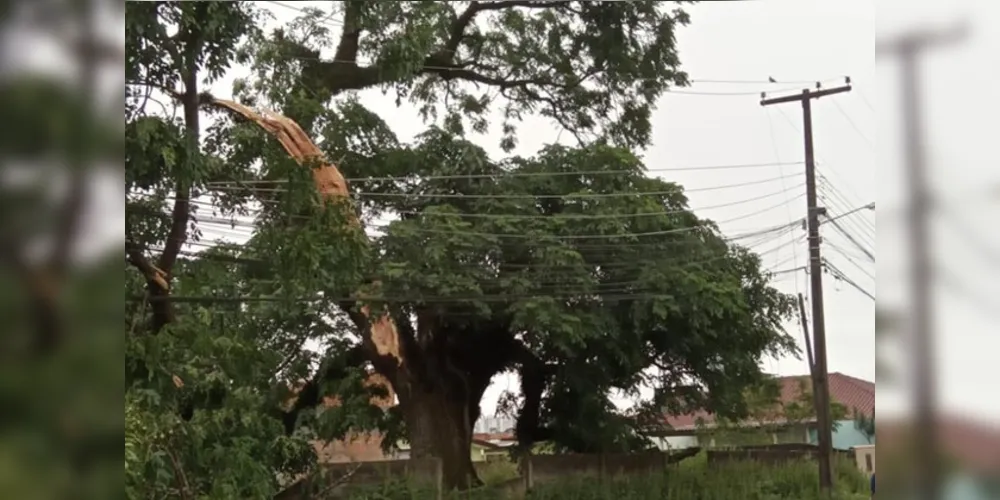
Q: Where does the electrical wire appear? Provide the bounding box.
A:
[206,163,806,185]
[208,179,802,201]
[854,87,876,114]
[153,236,806,295]
[823,260,875,301]
[817,177,876,236]
[822,203,874,225]
[830,98,874,150]
[764,106,806,299]
[824,241,875,281]
[176,191,804,242]
[770,105,874,234]
[823,216,875,263]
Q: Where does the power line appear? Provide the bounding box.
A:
[691,78,842,85]
[830,99,874,150]
[135,233,807,303]
[825,241,875,281]
[128,266,811,306]
[172,190,804,241]
[817,177,876,239]
[854,87,876,113]
[385,191,803,223]
[822,202,875,225]
[764,106,805,298]
[209,180,803,201]
[823,215,875,263]
[164,213,801,254]
[207,163,806,185]
[770,104,874,229]
[824,260,875,301]
[158,241,806,294]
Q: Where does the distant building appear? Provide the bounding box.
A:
[652,372,875,451]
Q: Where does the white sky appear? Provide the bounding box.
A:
[96,0,998,427]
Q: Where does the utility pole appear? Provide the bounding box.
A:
[877,23,967,500]
[797,293,822,446]
[761,81,852,496]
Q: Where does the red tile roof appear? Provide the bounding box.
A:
[663,372,875,431]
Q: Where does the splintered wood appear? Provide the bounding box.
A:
[211,98,402,366]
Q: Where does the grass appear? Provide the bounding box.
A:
[524,453,868,500]
[340,452,870,499]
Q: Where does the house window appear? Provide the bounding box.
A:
[864,453,873,473]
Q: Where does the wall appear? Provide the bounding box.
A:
[707,443,854,467]
[806,420,874,450]
[851,445,874,475]
[651,435,698,450]
[525,451,670,487]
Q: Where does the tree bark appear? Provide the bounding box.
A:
[400,384,482,491]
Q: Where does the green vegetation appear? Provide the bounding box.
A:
[126,1,807,496]
[324,454,870,499]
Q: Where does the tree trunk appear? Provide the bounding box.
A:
[402,387,481,491]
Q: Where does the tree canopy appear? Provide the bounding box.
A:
[125,1,800,496]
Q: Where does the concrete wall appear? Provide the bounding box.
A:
[806,420,874,450]
[852,445,874,475]
[651,435,699,450]
[524,451,670,487]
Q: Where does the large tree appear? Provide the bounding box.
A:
[126,0,800,494]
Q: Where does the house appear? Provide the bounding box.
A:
[652,372,875,451]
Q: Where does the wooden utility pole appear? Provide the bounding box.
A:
[877,23,967,500]
[797,293,823,453]
[761,82,852,495]
[798,293,815,371]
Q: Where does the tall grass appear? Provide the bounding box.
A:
[341,453,870,499]
[525,454,868,500]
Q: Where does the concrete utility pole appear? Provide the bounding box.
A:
[761,82,852,496]
[877,23,967,500]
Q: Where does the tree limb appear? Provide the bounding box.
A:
[157,36,201,274]
[332,2,362,65]
[512,341,554,448]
